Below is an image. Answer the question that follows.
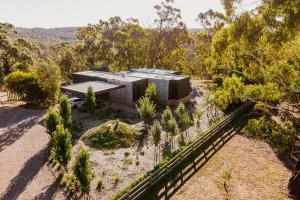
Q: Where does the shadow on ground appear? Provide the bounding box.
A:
[0,144,49,200]
[0,105,44,152]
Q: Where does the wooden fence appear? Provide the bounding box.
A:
[119,103,254,200]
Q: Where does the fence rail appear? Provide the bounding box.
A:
[119,103,254,200]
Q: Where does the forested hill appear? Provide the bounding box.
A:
[16,27,78,44]
[15,27,202,44]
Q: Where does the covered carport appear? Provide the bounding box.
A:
[61,81,125,99]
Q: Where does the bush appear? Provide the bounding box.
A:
[45,107,61,134]
[136,96,156,125]
[73,148,94,195]
[51,125,72,166]
[60,95,72,127]
[4,71,47,103]
[86,86,96,115]
[243,116,295,152]
[96,178,104,191]
[114,175,122,184]
[82,120,138,149]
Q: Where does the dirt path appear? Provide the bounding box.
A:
[171,134,291,200]
[0,103,65,200]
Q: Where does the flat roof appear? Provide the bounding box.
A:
[129,68,178,75]
[73,71,146,82]
[123,72,189,81]
[61,81,124,95]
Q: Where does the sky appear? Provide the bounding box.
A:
[0,0,258,29]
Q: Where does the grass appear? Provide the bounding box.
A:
[97,178,104,191]
[82,120,138,149]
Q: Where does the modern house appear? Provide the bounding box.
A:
[61,68,191,106]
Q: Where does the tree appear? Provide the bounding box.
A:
[161,106,173,142]
[168,117,180,151]
[73,147,94,197]
[45,107,61,134]
[37,61,61,104]
[150,120,162,165]
[60,95,72,127]
[175,102,191,137]
[86,86,96,115]
[145,83,159,103]
[51,125,72,167]
[136,96,156,130]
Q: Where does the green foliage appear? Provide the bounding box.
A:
[161,106,173,130]
[175,102,192,130]
[145,83,159,103]
[51,125,72,166]
[193,108,203,128]
[45,107,61,134]
[150,120,162,147]
[168,117,180,137]
[136,96,156,125]
[36,61,61,104]
[243,116,295,152]
[82,120,138,149]
[85,86,96,115]
[4,71,47,103]
[72,147,94,195]
[59,95,72,127]
[178,133,186,147]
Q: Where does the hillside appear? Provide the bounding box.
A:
[16,27,78,44]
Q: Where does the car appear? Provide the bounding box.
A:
[70,97,86,109]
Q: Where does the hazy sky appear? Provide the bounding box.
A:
[0,0,258,28]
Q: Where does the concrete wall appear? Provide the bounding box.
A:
[148,78,169,100]
[108,79,133,105]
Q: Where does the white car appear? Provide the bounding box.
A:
[70,97,86,109]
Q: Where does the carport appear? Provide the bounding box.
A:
[61,81,125,98]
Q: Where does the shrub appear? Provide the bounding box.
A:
[96,178,104,191]
[45,107,61,134]
[73,148,94,195]
[136,96,156,125]
[51,125,72,166]
[124,151,130,157]
[82,120,138,149]
[243,116,295,152]
[114,175,122,184]
[86,86,96,115]
[60,95,72,127]
[4,71,47,103]
[145,83,159,103]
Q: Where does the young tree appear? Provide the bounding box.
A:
[175,102,192,138]
[145,83,159,103]
[51,125,72,167]
[150,120,162,165]
[86,86,96,115]
[193,108,203,129]
[161,106,173,142]
[60,95,72,127]
[168,117,180,151]
[136,96,156,130]
[45,107,61,134]
[73,147,94,197]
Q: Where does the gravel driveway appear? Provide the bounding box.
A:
[0,103,65,200]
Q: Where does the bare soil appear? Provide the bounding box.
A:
[0,103,65,200]
[171,134,291,200]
